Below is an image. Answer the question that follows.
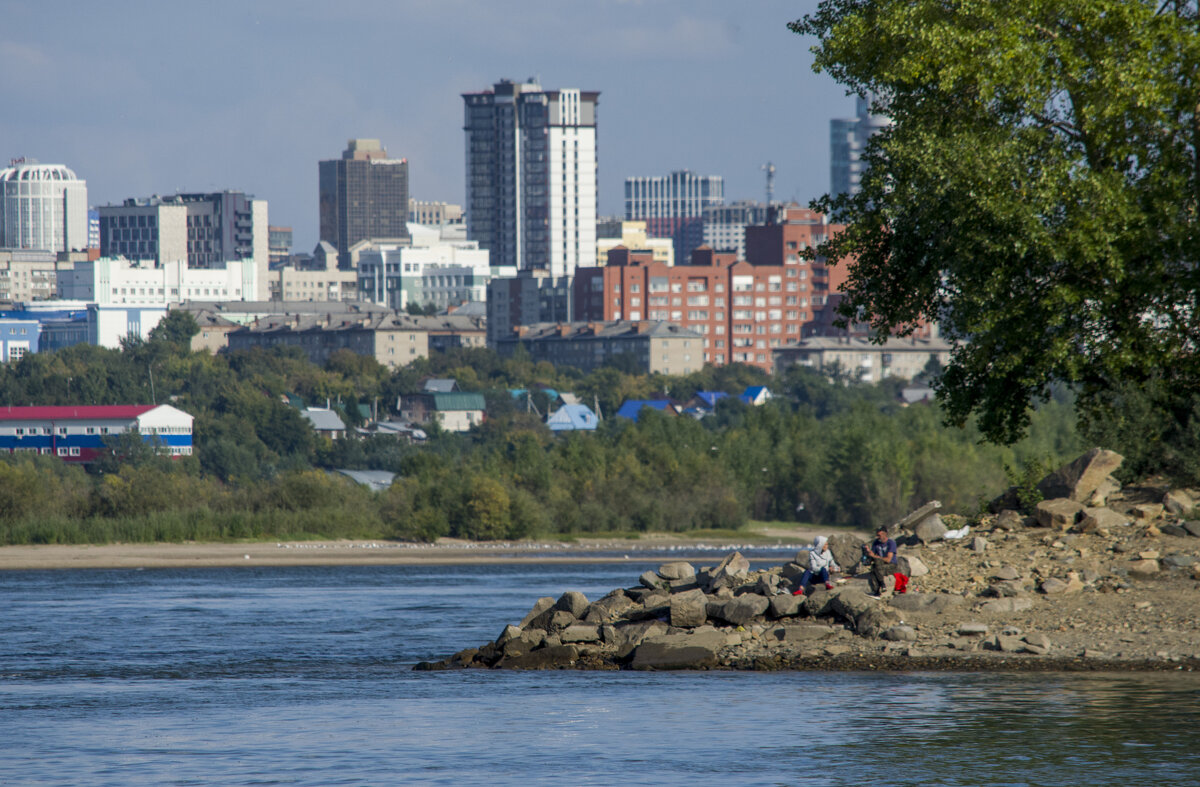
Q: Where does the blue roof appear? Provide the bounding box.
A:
[740,386,771,404]
[546,403,598,432]
[695,391,729,408]
[615,400,673,422]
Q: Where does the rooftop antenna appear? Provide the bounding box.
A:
[761,162,776,206]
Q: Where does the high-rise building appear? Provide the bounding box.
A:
[830,94,891,199]
[463,78,599,277]
[702,200,773,259]
[318,139,411,269]
[624,170,723,264]
[97,191,270,300]
[268,225,292,267]
[0,160,89,253]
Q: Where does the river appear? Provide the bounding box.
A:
[2,560,1198,785]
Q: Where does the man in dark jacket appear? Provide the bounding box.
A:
[863,528,898,597]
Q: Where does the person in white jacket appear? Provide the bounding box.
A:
[792,535,839,596]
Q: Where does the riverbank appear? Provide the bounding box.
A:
[0,524,844,570]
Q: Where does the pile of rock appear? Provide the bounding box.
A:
[414,449,1200,672]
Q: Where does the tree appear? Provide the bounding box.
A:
[792,2,1200,455]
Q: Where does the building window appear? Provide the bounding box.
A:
[69,447,80,456]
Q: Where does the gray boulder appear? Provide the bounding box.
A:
[518,597,556,628]
[630,629,726,670]
[897,554,929,577]
[888,593,964,615]
[828,533,864,573]
[1164,554,1196,568]
[791,551,812,570]
[658,561,695,580]
[855,606,902,638]
[893,500,943,532]
[669,588,709,628]
[770,624,841,643]
[1035,498,1085,530]
[980,597,1034,614]
[781,561,807,580]
[527,608,579,633]
[768,593,803,619]
[991,565,1021,581]
[1163,489,1195,517]
[711,593,770,626]
[608,620,669,655]
[882,625,918,642]
[554,591,590,619]
[914,514,948,543]
[1183,521,1200,538]
[958,622,989,635]
[755,573,783,596]
[1128,559,1160,576]
[639,570,666,590]
[582,592,635,624]
[828,589,876,625]
[994,510,1025,531]
[1078,507,1131,532]
[971,536,989,553]
[560,624,601,644]
[1037,448,1125,503]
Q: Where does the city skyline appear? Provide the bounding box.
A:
[1,1,850,254]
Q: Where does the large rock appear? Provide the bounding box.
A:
[882,625,918,642]
[560,624,601,644]
[791,551,812,571]
[827,533,864,576]
[994,509,1025,531]
[518,597,555,628]
[755,573,783,597]
[769,624,840,643]
[500,628,547,658]
[1039,577,1082,595]
[1128,559,1160,576]
[892,500,943,532]
[1164,490,1195,516]
[708,551,751,589]
[658,561,695,580]
[888,592,964,615]
[639,570,666,590]
[914,514,948,543]
[528,609,579,633]
[710,593,770,626]
[582,592,635,624]
[669,588,709,628]
[554,591,590,619]
[897,554,929,577]
[496,644,579,670]
[855,606,902,638]
[630,629,726,670]
[980,597,1034,614]
[608,620,669,654]
[1077,507,1131,532]
[828,588,876,625]
[768,594,803,618]
[1182,520,1200,537]
[1037,448,1125,503]
[1087,476,1122,507]
[1035,498,1085,530]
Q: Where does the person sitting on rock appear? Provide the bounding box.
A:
[863,528,899,597]
[792,536,839,596]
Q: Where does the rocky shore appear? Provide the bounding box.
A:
[416,449,1200,672]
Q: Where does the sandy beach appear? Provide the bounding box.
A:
[0,527,841,571]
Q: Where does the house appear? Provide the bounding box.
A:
[683,391,729,417]
[740,386,772,406]
[0,404,194,462]
[358,419,427,442]
[301,407,346,440]
[900,383,936,404]
[772,335,953,382]
[400,392,486,432]
[614,399,678,422]
[546,403,599,432]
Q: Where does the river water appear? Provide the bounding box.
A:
[2,558,1199,786]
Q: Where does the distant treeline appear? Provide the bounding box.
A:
[0,311,1120,545]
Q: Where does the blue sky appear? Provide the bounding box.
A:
[1,1,852,252]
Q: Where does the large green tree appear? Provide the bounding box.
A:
[792,1,1200,458]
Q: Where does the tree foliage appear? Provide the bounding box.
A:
[792,1,1200,463]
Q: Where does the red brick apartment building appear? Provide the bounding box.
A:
[573,207,849,372]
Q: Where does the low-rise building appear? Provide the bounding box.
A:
[300,407,346,440]
[0,404,193,462]
[269,265,358,302]
[399,392,486,432]
[486,270,574,347]
[59,257,257,306]
[772,335,952,382]
[495,320,703,375]
[595,220,674,267]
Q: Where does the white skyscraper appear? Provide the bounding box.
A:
[0,160,89,252]
[463,79,598,278]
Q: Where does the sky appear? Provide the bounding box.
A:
[0,1,854,253]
